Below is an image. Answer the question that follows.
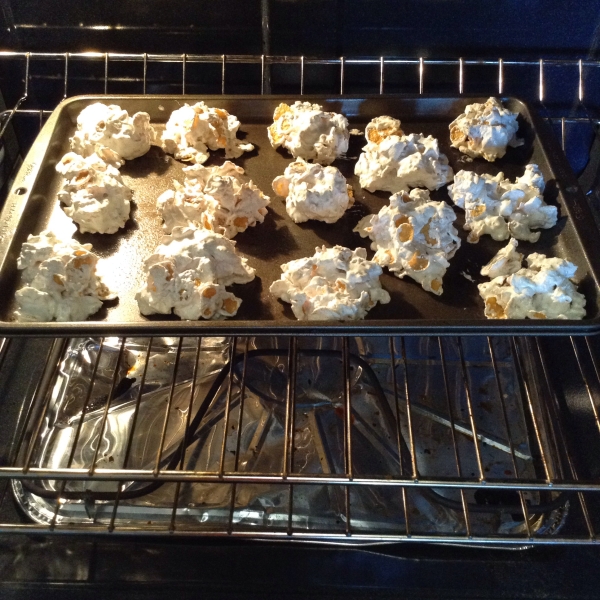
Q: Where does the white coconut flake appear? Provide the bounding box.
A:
[161,102,254,164]
[354,188,460,295]
[480,239,524,279]
[269,245,390,321]
[70,102,155,161]
[136,227,255,320]
[478,252,586,320]
[355,117,453,193]
[448,164,557,243]
[272,158,353,224]
[157,161,270,238]
[15,227,116,322]
[56,150,132,234]
[267,101,350,165]
[449,97,522,162]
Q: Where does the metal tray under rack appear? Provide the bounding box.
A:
[1,95,599,336]
[4,335,576,544]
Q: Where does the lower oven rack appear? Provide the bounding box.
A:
[0,53,599,546]
[0,333,596,546]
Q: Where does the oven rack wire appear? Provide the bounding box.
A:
[0,53,599,545]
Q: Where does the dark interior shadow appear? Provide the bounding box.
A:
[92,296,120,321]
[292,210,369,251]
[235,212,300,258]
[330,133,364,163]
[0,270,20,321]
[142,310,184,322]
[578,272,598,319]
[345,198,376,226]
[233,276,274,320]
[512,113,536,163]
[430,185,454,204]
[236,129,252,142]
[367,283,424,319]
[275,146,294,161]
[334,156,360,180]
[231,142,260,169]
[544,177,560,209]
[272,297,297,321]
[121,145,171,178]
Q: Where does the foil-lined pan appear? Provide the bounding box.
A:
[13,335,568,542]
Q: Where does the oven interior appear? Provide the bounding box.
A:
[1,1,600,596]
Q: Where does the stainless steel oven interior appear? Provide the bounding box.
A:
[0,50,600,548]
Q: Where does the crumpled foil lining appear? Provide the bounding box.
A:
[13,336,567,540]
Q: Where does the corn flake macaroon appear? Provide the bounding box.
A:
[136,227,255,321]
[355,117,453,193]
[448,164,557,243]
[272,158,353,224]
[268,101,350,165]
[157,161,270,238]
[355,188,461,295]
[70,102,155,161]
[56,150,132,234]
[15,227,116,322]
[161,102,254,164]
[478,249,586,320]
[449,97,522,162]
[270,245,390,321]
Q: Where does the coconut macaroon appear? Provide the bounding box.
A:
[480,238,524,279]
[161,102,254,165]
[449,97,522,162]
[270,245,390,321]
[56,150,132,234]
[448,164,557,243]
[355,188,460,295]
[355,118,453,193]
[14,227,115,322]
[157,161,270,238]
[135,227,255,321]
[267,101,350,165]
[272,158,353,224]
[478,250,586,320]
[70,102,154,161]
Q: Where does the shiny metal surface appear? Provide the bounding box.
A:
[6,335,570,544]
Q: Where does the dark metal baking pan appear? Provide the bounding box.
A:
[0,94,599,336]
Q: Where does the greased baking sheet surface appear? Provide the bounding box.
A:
[1,95,599,335]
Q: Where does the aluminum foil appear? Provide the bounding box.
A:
[13,335,567,541]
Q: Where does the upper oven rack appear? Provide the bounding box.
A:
[1,52,600,146]
[0,54,599,546]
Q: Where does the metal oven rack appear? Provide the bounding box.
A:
[0,53,600,546]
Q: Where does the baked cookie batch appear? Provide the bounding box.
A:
[14,97,584,323]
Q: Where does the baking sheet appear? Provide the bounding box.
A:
[1,94,599,335]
